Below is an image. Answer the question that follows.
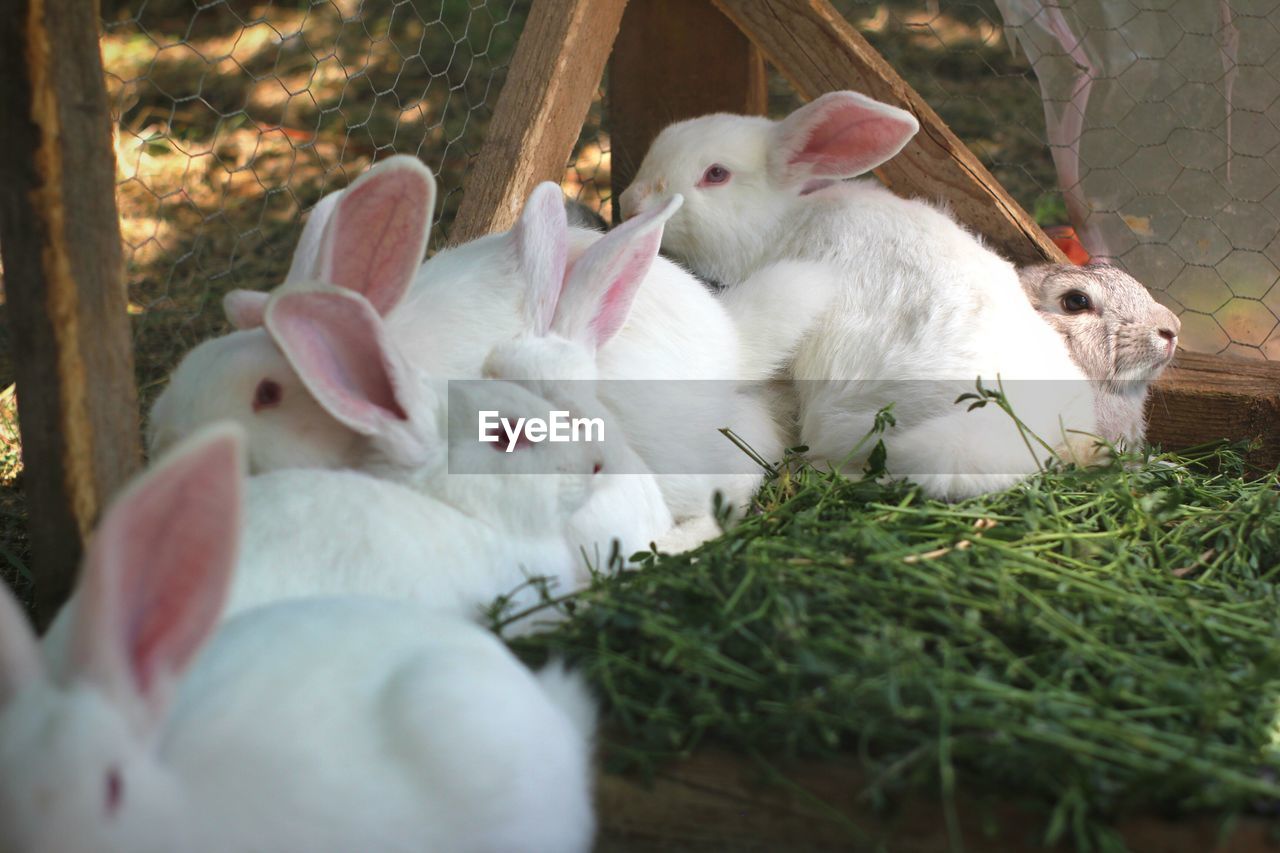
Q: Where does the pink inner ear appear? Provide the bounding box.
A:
[556,198,674,349]
[78,429,242,704]
[324,163,433,315]
[590,237,656,347]
[785,96,917,180]
[794,114,913,176]
[268,292,408,434]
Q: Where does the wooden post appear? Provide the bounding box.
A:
[609,0,768,224]
[448,0,630,244]
[711,0,1067,267]
[0,0,142,625]
[1147,351,1280,472]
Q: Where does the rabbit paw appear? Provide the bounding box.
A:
[654,516,724,554]
[1053,432,1112,469]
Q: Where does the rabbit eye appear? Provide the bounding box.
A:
[1060,290,1092,313]
[104,766,124,817]
[699,164,731,187]
[253,379,283,412]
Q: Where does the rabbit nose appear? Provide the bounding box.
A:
[1158,328,1176,342]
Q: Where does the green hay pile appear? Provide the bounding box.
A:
[511,439,1280,851]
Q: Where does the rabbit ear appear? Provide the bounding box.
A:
[0,581,44,704]
[1017,263,1060,298]
[265,289,429,464]
[283,187,345,286]
[769,91,918,190]
[314,156,436,315]
[553,195,680,350]
[72,424,244,728]
[223,289,269,330]
[513,182,569,335]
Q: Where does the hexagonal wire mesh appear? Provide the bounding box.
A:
[101,0,1278,400]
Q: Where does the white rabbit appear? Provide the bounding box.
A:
[0,426,596,853]
[154,163,781,548]
[151,159,665,560]
[262,283,668,564]
[619,90,1101,499]
[234,288,604,616]
[481,192,736,555]
[229,466,588,633]
[47,292,604,657]
[412,186,788,534]
[1019,262,1180,448]
[147,155,438,467]
[45,377,598,666]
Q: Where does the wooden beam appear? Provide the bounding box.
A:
[710,0,1067,267]
[609,0,767,224]
[448,0,629,244]
[597,749,1279,851]
[0,0,142,626]
[1147,350,1280,472]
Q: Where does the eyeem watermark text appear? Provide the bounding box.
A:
[478,410,605,452]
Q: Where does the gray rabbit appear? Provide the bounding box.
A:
[1020,262,1180,448]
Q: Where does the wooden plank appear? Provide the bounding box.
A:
[597,749,1280,852]
[711,0,1067,267]
[0,0,142,626]
[448,0,630,244]
[609,0,767,224]
[1147,350,1280,472]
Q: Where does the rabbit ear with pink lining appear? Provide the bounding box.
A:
[768,91,919,192]
[545,195,681,351]
[67,424,245,732]
[264,288,434,468]
[223,156,437,329]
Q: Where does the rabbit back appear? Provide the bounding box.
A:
[166,598,595,852]
[230,468,581,634]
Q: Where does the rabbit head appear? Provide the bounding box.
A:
[269,285,604,536]
[148,156,438,472]
[437,372,608,540]
[1019,262,1180,390]
[618,91,918,283]
[0,426,244,853]
[481,193,683,482]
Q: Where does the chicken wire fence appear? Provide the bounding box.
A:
[101,0,1280,407]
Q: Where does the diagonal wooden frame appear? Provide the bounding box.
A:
[449,0,1065,267]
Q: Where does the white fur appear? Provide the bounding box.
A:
[152,174,788,549]
[3,427,595,853]
[50,373,600,670]
[413,189,787,530]
[622,92,1099,499]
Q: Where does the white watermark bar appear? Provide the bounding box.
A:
[477,410,605,451]
[446,378,1103,476]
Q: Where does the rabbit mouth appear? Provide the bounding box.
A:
[1112,350,1174,385]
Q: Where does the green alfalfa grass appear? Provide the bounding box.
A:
[505,402,1280,852]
